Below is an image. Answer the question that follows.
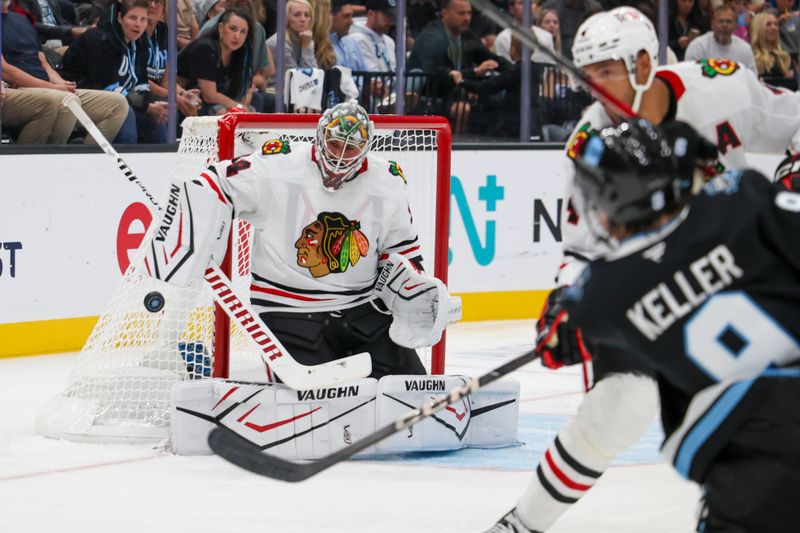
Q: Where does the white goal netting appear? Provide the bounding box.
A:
[36,113,451,442]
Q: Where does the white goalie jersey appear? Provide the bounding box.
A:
[558,58,800,285]
[197,139,423,313]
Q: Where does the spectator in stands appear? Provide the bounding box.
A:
[538,7,561,54]
[668,0,704,60]
[539,0,602,59]
[178,5,254,114]
[0,72,73,143]
[495,0,555,64]
[449,36,539,138]
[408,0,510,133]
[15,0,88,51]
[1,0,128,144]
[201,0,273,110]
[329,0,354,65]
[176,0,200,48]
[312,0,337,69]
[60,0,167,143]
[340,0,396,72]
[751,11,797,88]
[536,7,571,114]
[685,4,757,72]
[340,0,395,111]
[145,0,203,116]
[266,0,318,75]
[408,0,509,78]
[770,0,800,63]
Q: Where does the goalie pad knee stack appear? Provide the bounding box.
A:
[171,376,520,457]
[171,378,378,457]
[373,375,520,453]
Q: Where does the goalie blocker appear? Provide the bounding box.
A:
[171,375,519,457]
[144,179,232,287]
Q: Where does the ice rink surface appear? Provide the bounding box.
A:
[0,320,700,532]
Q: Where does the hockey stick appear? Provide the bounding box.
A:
[466,0,636,119]
[207,347,539,482]
[62,94,371,390]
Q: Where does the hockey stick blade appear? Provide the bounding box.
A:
[208,347,539,481]
[64,95,372,389]
[466,0,636,119]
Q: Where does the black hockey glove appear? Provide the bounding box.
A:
[536,287,594,369]
[775,152,800,192]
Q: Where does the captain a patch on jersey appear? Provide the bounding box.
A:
[294,212,370,278]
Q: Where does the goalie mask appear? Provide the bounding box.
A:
[572,7,659,113]
[314,102,373,191]
[573,119,716,229]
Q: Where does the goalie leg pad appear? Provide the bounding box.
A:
[172,376,519,457]
[170,378,378,457]
[145,180,232,287]
[373,253,462,349]
[373,375,519,453]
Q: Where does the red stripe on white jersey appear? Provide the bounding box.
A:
[250,284,335,302]
[199,172,228,205]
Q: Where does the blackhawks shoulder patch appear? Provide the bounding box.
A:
[567,123,595,160]
[699,58,739,78]
[261,139,291,156]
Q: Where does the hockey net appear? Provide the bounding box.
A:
[36,113,452,442]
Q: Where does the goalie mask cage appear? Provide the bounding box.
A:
[36,113,452,442]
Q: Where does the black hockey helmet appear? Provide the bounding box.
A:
[573,119,717,226]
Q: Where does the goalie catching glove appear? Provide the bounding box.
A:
[373,253,462,348]
[144,179,232,287]
[536,287,594,369]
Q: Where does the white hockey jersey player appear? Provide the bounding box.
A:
[198,140,422,313]
[560,59,800,284]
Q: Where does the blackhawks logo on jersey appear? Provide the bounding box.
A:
[261,139,291,156]
[699,58,739,78]
[294,212,370,278]
[388,160,407,183]
[567,123,595,160]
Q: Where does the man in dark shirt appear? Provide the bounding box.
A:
[407,0,510,132]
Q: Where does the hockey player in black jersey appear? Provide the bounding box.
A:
[544,119,800,532]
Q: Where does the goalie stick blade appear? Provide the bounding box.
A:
[277,351,373,391]
[210,348,540,482]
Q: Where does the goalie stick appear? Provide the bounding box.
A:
[207,347,540,482]
[62,94,371,390]
[466,0,636,119]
